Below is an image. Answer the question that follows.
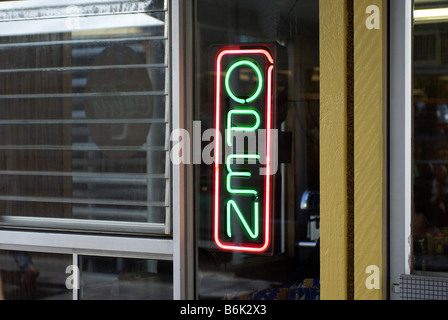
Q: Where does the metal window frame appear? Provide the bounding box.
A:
[0,0,194,300]
[389,0,413,300]
[0,230,174,300]
[171,0,195,300]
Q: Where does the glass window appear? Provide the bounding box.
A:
[79,255,172,300]
[413,0,448,273]
[0,1,171,235]
[0,251,173,300]
[194,0,320,300]
[0,250,72,300]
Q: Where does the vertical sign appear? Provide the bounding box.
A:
[213,45,276,253]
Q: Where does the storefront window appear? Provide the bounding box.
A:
[194,0,320,300]
[0,251,172,300]
[79,256,172,300]
[413,0,448,273]
[0,0,171,235]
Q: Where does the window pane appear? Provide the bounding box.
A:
[0,1,170,235]
[413,0,448,273]
[79,255,172,300]
[194,0,320,300]
[0,250,72,300]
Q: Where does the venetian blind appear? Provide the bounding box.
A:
[0,0,171,235]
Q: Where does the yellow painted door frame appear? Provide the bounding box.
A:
[353,0,386,300]
[319,0,351,300]
[319,0,387,300]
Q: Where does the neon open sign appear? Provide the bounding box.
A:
[213,45,276,253]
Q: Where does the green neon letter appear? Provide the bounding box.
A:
[226,109,261,147]
[227,199,259,239]
[225,60,264,104]
[226,154,260,195]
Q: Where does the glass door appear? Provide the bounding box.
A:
[193,0,320,300]
[413,0,448,275]
[390,0,448,300]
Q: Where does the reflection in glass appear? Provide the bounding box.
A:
[0,250,72,300]
[79,256,172,300]
[0,0,170,234]
[413,0,448,273]
[195,0,320,300]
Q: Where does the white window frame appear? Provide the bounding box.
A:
[0,0,193,300]
[171,0,195,300]
[389,0,414,300]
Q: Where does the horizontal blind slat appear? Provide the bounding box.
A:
[0,91,167,99]
[0,9,168,23]
[0,170,167,179]
[0,0,165,13]
[0,119,167,125]
[0,36,167,48]
[0,195,167,207]
[0,64,168,74]
[0,145,167,152]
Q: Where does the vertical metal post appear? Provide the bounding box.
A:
[171,0,195,300]
[72,253,79,300]
[389,0,413,300]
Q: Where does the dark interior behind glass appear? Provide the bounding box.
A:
[413,0,448,274]
[194,0,320,300]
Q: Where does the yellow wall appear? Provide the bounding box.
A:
[319,0,386,300]
[353,0,386,300]
[319,0,350,300]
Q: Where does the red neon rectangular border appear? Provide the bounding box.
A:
[213,47,274,253]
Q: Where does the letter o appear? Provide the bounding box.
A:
[225,60,264,104]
